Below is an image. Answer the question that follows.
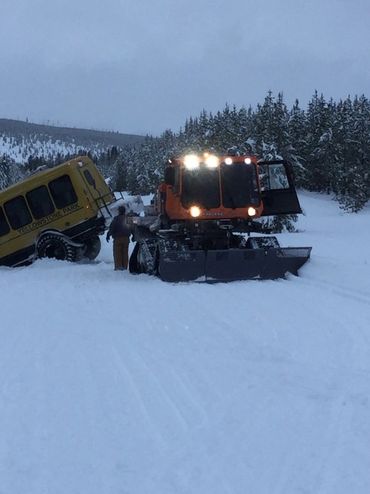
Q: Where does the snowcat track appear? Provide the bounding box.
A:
[158,247,312,283]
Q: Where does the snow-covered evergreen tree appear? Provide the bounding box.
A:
[334,95,370,211]
[287,99,307,186]
[5,91,366,212]
[0,155,23,189]
[304,91,333,192]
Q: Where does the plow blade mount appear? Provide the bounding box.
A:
[158,247,312,282]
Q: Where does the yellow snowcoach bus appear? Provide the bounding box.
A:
[0,156,115,266]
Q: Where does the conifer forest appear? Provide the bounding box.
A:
[1,91,369,214]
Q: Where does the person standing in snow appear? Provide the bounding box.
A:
[106,205,131,270]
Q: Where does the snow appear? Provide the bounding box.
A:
[0,135,77,162]
[0,134,117,163]
[1,192,370,494]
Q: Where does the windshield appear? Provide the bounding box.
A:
[221,163,260,208]
[181,168,220,209]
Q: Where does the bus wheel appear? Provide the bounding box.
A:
[37,233,80,262]
[83,236,101,260]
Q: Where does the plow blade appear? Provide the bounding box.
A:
[205,247,312,282]
[158,250,207,282]
[158,247,312,282]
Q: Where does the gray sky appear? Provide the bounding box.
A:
[0,0,369,135]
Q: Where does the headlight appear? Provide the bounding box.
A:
[244,157,252,164]
[189,206,201,218]
[184,154,200,170]
[248,206,257,217]
[225,157,233,165]
[205,155,219,168]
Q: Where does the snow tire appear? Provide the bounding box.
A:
[37,232,80,262]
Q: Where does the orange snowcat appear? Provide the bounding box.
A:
[129,153,311,282]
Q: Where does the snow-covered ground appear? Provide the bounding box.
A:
[1,192,369,494]
[0,134,118,163]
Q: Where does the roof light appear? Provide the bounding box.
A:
[205,155,219,168]
[184,154,200,170]
[244,158,252,164]
[248,207,257,217]
[225,157,233,165]
[189,206,201,218]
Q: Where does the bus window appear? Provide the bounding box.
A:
[49,175,77,209]
[0,206,10,236]
[26,185,55,219]
[83,169,96,187]
[4,196,32,229]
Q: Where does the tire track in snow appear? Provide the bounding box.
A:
[312,391,355,494]
[111,346,167,449]
[114,340,210,441]
[296,275,370,307]
[105,316,210,443]
[131,349,192,432]
[170,368,209,427]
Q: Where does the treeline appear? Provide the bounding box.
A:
[110,91,370,212]
[1,91,369,212]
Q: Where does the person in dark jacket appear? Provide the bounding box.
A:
[106,205,131,270]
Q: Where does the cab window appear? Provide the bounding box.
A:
[181,167,220,209]
[26,185,55,219]
[0,206,10,236]
[4,196,32,229]
[259,164,289,190]
[49,175,77,209]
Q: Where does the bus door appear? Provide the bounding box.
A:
[77,162,113,215]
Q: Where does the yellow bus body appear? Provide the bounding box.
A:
[0,156,115,266]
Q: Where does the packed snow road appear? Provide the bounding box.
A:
[0,192,369,494]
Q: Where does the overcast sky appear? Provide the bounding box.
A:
[0,0,369,135]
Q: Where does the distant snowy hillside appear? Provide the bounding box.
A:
[1,192,370,494]
[0,118,145,163]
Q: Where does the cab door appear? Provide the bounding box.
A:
[258,160,302,216]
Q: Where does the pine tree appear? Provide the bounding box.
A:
[0,155,23,189]
[335,95,370,211]
[304,91,334,191]
[112,155,128,192]
[287,99,307,186]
